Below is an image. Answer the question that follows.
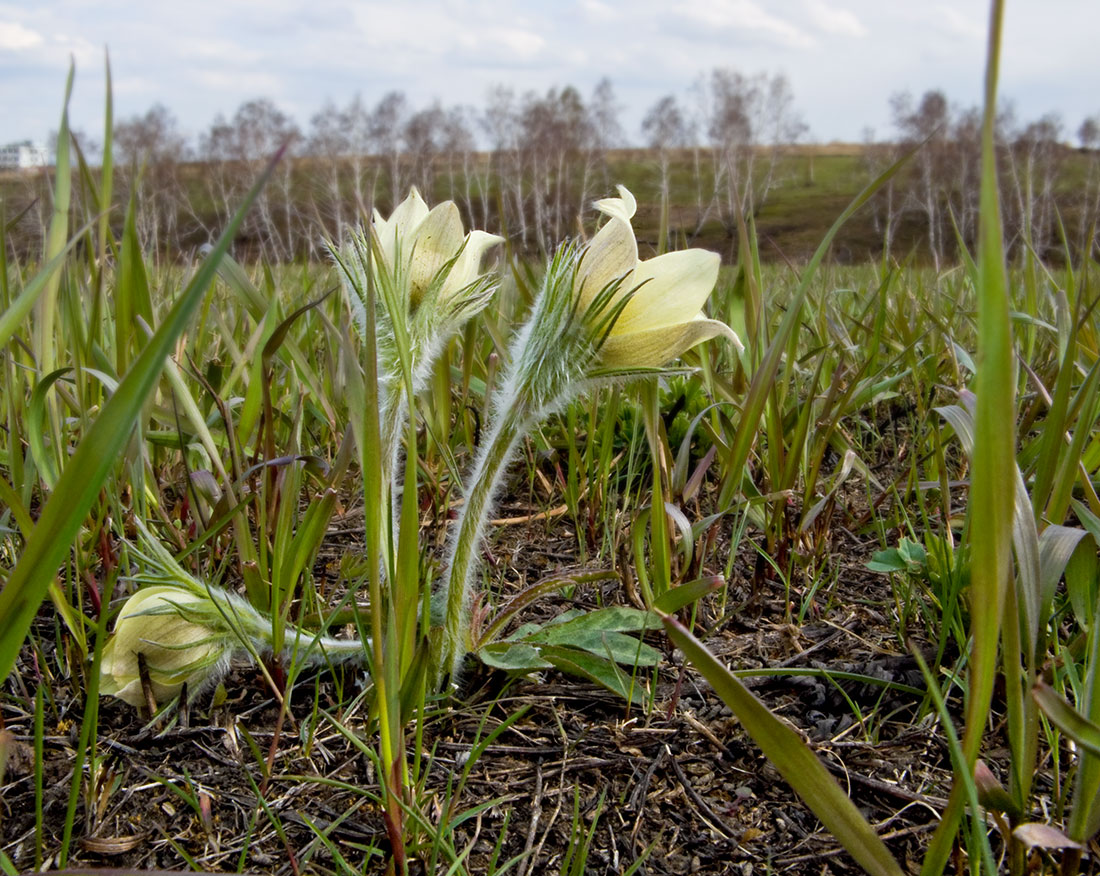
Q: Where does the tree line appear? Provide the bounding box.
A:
[6,73,1100,264]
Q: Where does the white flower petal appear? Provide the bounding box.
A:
[408,201,465,305]
[614,249,721,335]
[441,230,505,300]
[100,586,226,708]
[373,188,429,269]
[577,216,637,313]
[599,316,742,368]
[594,184,637,223]
[387,187,430,236]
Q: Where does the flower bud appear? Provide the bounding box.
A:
[99,585,236,708]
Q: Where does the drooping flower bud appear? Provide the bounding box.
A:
[99,585,237,708]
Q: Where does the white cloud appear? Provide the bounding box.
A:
[192,68,281,95]
[47,32,100,67]
[181,38,263,64]
[679,0,814,47]
[2,0,1097,149]
[0,20,43,49]
[929,5,984,40]
[460,26,544,61]
[579,0,617,22]
[804,0,867,37]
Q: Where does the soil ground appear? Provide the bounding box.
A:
[1,490,967,876]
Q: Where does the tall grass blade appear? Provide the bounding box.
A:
[922,2,1013,871]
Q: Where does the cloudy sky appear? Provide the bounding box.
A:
[2,0,1097,149]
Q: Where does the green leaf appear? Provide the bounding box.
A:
[524,629,660,667]
[540,646,639,702]
[1033,681,1100,759]
[867,539,928,574]
[533,606,662,635]
[1037,525,1089,619]
[478,642,552,671]
[1066,537,1099,628]
[653,576,724,614]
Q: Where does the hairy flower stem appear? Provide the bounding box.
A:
[380,384,406,492]
[439,402,528,685]
[217,585,369,671]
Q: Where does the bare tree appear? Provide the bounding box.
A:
[948,106,982,248]
[519,86,592,252]
[114,103,190,251]
[403,102,445,195]
[586,78,623,201]
[1079,115,1100,254]
[697,69,805,237]
[482,85,525,243]
[307,100,351,240]
[861,127,903,258]
[439,106,479,226]
[370,91,408,209]
[115,103,188,166]
[199,98,302,260]
[1014,114,1065,257]
[642,94,689,250]
[341,93,374,216]
[892,89,951,268]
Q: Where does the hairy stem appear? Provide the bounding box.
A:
[438,402,527,685]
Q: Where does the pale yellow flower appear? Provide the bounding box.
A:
[99,586,231,708]
[577,185,742,368]
[371,187,503,309]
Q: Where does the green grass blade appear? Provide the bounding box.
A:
[964,0,1014,762]
[1033,680,1100,759]
[115,192,153,375]
[97,49,114,274]
[721,146,913,494]
[0,237,85,353]
[922,3,1011,871]
[36,63,73,381]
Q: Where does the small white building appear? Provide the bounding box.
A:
[0,141,49,170]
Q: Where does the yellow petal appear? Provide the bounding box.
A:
[577,216,637,313]
[98,662,146,708]
[387,186,429,234]
[599,317,743,368]
[408,201,465,305]
[614,249,721,335]
[441,230,504,300]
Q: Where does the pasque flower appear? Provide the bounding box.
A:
[333,188,504,488]
[369,187,504,311]
[337,187,503,390]
[436,185,740,684]
[577,185,743,369]
[100,579,365,710]
[99,585,237,708]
